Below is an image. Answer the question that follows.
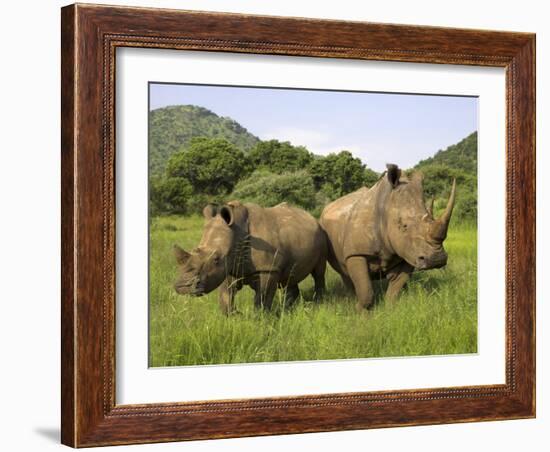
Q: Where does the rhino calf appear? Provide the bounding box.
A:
[173,201,327,314]
[320,164,456,312]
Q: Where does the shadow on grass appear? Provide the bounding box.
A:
[410,268,455,293]
[307,268,451,308]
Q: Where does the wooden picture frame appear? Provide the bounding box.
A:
[61,3,535,447]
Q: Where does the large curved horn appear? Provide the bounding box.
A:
[431,178,456,241]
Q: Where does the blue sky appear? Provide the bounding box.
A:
[150,83,477,172]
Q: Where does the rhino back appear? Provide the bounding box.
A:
[245,203,325,280]
[320,185,382,265]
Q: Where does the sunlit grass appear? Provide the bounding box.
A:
[149,215,477,367]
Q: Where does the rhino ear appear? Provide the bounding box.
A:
[220,201,249,230]
[219,205,234,226]
[203,203,218,220]
[173,244,190,265]
[386,163,401,188]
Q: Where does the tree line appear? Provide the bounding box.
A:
[150,137,379,217]
[150,133,477,222]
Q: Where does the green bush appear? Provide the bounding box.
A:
[412,164,476,223]
[310,189,334,218]
[187,193,226,215]
[149,176,228,216]
[364,167,380,187]
[166,137,250,195]
[249,140,313,173]
[309,151,376,197]
[453,190,477,223]
[230,170,317,210]
[149,176,193,216]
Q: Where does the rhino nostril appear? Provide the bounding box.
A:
[418,256,425,261]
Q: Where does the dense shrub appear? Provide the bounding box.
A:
[453,191,477,223]
[412,164,477,224]
[309,151,372,198]
[249,140,313,173]
[166,137,250,195]
[149,176,193,216]
[230,170,317,210]
[414,164,470,197]
[364,167,380,187]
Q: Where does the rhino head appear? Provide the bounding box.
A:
[384,164,456,271]
[173,202,248,296]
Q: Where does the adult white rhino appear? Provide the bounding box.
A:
[173,201,327,314]
[320,164,456,312]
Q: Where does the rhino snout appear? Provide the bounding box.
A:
[174,277,205,296]
[415,251,447,270]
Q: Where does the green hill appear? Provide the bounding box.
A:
[415,131,477,173]
[412,131,477,222]
[149,105,260,176]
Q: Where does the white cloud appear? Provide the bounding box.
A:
[260,127,329,149]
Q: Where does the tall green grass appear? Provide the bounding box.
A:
[149,215,477,367]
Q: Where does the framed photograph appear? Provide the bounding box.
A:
[61,3,535,447]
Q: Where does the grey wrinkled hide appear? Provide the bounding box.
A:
[320,164,456,312]
[174,201,327,314]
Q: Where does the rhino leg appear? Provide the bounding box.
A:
[311,258,326,302]
[346,256,374,312]
[282,284,300,308]
[218,277,240,315]
[253,272,278,310]
[385,262,414,302]
[340,274,355,293]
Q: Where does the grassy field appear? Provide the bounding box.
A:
[149,215,477,367]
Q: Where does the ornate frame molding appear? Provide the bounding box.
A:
[61,4,535,447]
